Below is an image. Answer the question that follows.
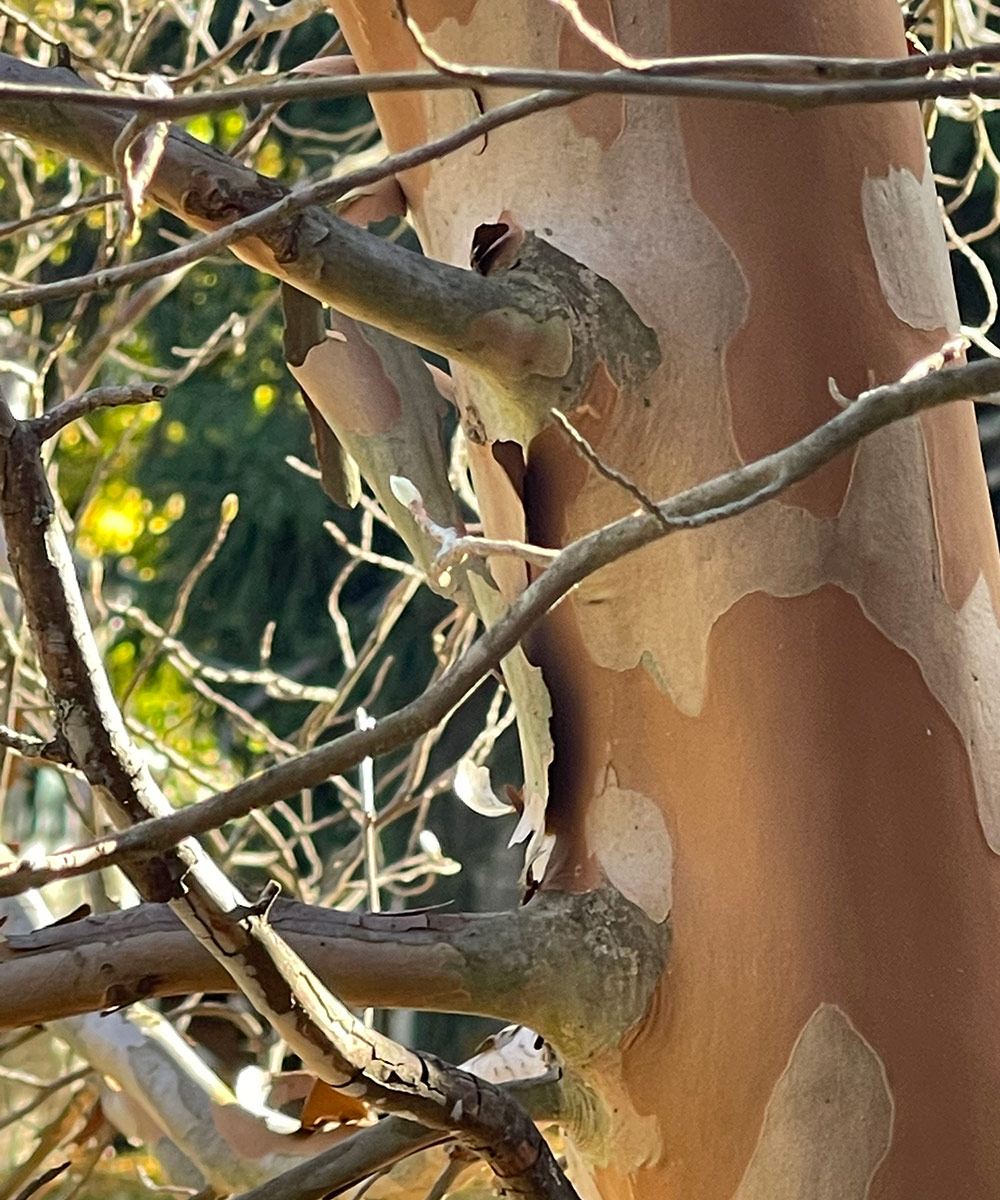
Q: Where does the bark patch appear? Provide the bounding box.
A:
[557,0,625,150]
[732,1004,893,1199]
[861,165,960,334]
[289,321,402,437]
[586,768,672,923]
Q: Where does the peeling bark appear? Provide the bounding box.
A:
[0,55,658,424]
[334,2,1000,1196]
[0,57,566,385]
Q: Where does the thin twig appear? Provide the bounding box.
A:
[1,351,995,892]
[120,493,239,704]
[0,1066,91,1134]
[30,384,167,441]
[0,190,121,242]
[0,398,579,1198]
[548,408,669,529]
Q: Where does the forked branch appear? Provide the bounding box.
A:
[0,399,579,1200]
[2,351,997,897]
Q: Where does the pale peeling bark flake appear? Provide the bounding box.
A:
[572,414,1000,850]
[861,163,961,334]
[586,767,673,922]
[732,1004,893,1200]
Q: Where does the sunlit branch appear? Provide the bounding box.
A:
[6,47,1000,117]
[2,351,996,896]
[0,888,667,1049]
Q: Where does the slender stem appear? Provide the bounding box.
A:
[0,352,996,894]
[4,49,1000,115]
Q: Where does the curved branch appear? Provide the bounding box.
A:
[0,55,570,387]
[2,352,997,896]
[30,384,167,440]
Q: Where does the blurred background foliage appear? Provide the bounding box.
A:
[1,0,1000,1193]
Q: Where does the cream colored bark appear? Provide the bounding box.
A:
[334,2,1000,1196]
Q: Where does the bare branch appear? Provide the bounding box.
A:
[437,535,560,571]
[111,601,342,704]
[1,352,995,893]
[0,724,67,762]
[0,886,359,1192]
[0,397,578,1199]
[120,492,238,705]
[0,189,120,242]
[30,384,167,441]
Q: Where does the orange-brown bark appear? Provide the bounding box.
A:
[335,2,1000,1194]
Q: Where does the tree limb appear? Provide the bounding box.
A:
[2,352,997,896]
[30,384,167,440]
[0,890,667,1062]
[0,398,578,1199]
[0,54,572,390]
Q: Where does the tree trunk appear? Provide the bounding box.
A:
[337,2,1000,1196]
